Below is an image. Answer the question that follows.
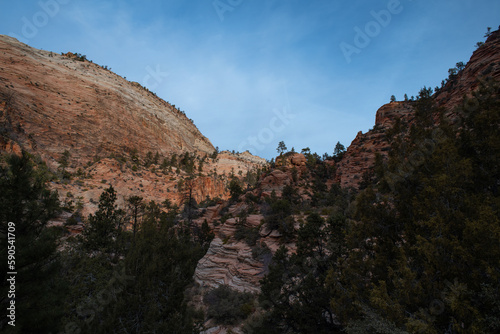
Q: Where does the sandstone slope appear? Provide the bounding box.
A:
[0,35,266,219]
[0,35,214,167]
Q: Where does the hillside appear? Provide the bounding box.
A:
[0,35,214,163]
[0,35,266,218]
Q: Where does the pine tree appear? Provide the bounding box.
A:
[334,141,346,160]
[82,185,124,254]
[0,153,66,333]
[127,195,144,242]
[276,141,287,155]
[259,212,347,333]
[90,203,206,333]
[334,81,500,333]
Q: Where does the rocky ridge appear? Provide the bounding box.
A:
[335,29,500,189]
[0,35,266,220]
[0,35,214,166]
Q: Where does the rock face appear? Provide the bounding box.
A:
[0,35,214,168]
[2,27,500,334]
[335,29,500,189]
[335,102,414,189]
[0,35,267,219]
[194,202,272,294]
[435,30,500,111]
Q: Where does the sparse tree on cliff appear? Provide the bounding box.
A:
[229,178,243,201]
[333,142,346,160]
[127,195,144,242]
[276,141,287,156]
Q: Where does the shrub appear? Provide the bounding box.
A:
[251,242,272,261]
[234,224,260,246]
[204,285,255,325]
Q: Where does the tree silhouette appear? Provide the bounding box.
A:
[276,141,287,155]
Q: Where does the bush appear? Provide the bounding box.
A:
[229,178,243,200]
[234,224,260,246]
[203,285,254,325]
[251,242,272,262]
[204,285,255,325]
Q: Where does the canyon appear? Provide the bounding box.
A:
[1,28,499,333]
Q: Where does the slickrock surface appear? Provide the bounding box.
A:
[0,35,266,218]
[0,35,216,164]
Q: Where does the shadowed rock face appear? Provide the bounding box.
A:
[335,101,414,189]
[335,29,500,190]
[434,30,500,112]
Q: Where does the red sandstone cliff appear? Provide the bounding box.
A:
[0,35,266,218]
[335,29,500,189]
[0,35,214,167]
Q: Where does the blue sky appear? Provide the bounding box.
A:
[1,0,499,159]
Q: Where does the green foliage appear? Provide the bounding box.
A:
[276,141,287,155]
[257,77,500,333]
[127,195,144,241]
[329,80,500,333]
[251,242,272,261]
[98,213,205,333]
[228,178,243,201]
[204,285,255,325]
[0,152,66,333]
[234,217,260,246]
[262,191,292,234]
[63,198,205,333]
[82,186,124,254]
[178,152,196,174]
[258,211,347,333]
[58,149,71,168]
[334,141,346,160]
[198,219,215,249]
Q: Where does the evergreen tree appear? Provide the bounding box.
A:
[334,141,346,160]
[276,141,287,155]
[0,152,66,333]
[331,81,500,333]
[90,203,206,333]
[82,185,124,254]
[258,212,347,333]
[229,178,243,201]
[127,195,144,242]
